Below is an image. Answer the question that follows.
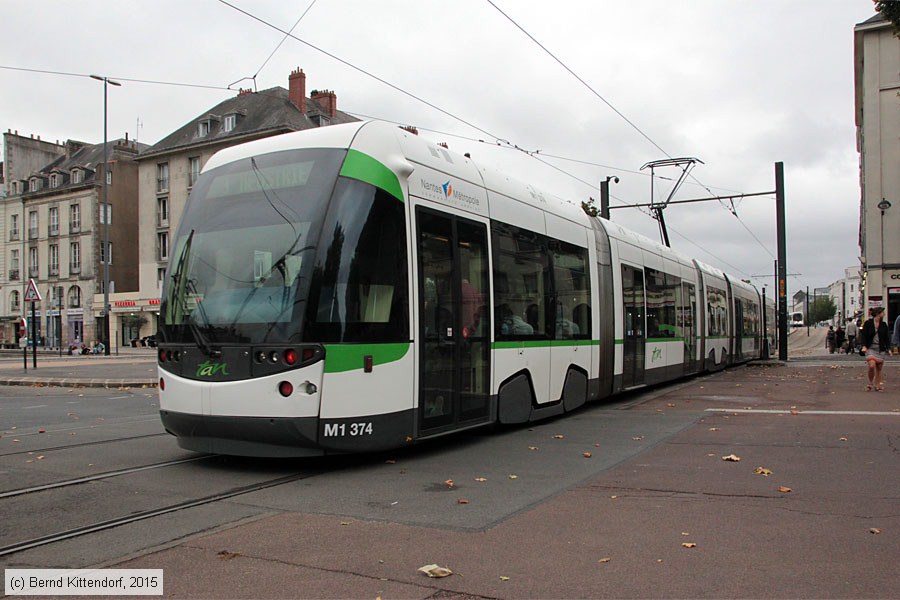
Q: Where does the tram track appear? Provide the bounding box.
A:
[0,432,168,458]
[0,455,212,499]
[0,471,314,557]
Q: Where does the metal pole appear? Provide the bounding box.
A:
[102,79,111,356]
[775,162,787,361]
[761,286,769,359]
[92,75,119,356]
[600,178,610,220]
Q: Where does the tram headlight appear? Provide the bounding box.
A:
[255,351,267,363]
[269,351,280,363]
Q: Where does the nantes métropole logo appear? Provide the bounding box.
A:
[441,181,453,199]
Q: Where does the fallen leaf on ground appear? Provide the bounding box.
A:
[778,486,792,493]
[457,498,469,504]
[474,477,487,482]
[722,454,741,462]
[583,452,592,458]
[528,446,539,451]
[508,474,518,479]
[709,428,719,431]
[499,576,510,581]
[217,550,240,560]
[682,543,697,548]
[839,437,848,442]
[869,528,881,535]
[553,434,564,439]
[754,467,773,476]
[598,557,611,563]
[444,479,454,488]
[418,564,453,578]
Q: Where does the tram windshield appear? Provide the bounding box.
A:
[160,148,408,346]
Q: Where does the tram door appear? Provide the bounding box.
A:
[622,265,645,388]
[417,209,491,434]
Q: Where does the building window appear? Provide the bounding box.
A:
[29,247,39,277]
[9,249,19,280]
[157,267,166,291]
[100,203,112,225]
[157,197,169,227]
[157,232,168,261]
[72,169,83,184]
[70,204,81,232]
[10,291,20,313]
[157,163,169,193]
[68,285,82,308]
[106,170,112,185]
[28,211,38,239]
[49,207,59,236]
[189,157,200,186]
[198,121,210,137]
[100,241,112,265]
[224,114,236,132]
[49,244,59,275]
[9,214,19,241]
[51,285,64,308]
[50,173,60,188]
[70,242,81,273]
[30,178,42,192]
[11,181,17,195]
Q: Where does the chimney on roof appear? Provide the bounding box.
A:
[312,89,337,118]
[289,68,306,114]
[238,87,252,96]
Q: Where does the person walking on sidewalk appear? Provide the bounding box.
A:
[826,326,836,354]
[846,319,858,353]
[861,307,890,392]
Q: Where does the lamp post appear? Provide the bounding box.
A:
[90,74,121,355]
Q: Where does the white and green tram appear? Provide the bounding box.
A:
[158,120,762,457]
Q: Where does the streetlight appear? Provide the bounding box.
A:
[90,74,121,356]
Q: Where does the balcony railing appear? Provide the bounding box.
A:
[49,267,59,276]
[49,225,59,237]
[70,263,81,274]
[8,269,19,280]
[29,267,39,277]
[28,228,38,240]
[70,223,81,233]
[9,231,19,241]
[157,178,169,193]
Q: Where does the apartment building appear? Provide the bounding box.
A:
[0,131,144,347]
[854,14,900,322]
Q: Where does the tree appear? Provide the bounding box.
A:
[810,296,837,325]
[874,1,900,36]
[581,197,599,217]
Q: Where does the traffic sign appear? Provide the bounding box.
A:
[23,278,42,302]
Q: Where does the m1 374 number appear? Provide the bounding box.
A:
[323,422,373,437]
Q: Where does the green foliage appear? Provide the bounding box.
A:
[581,197,599,217]
[810,296,837,324]
[874,1,900,36]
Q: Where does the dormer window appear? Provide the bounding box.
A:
[224,114,236,132]
[72,169,83,184]
[11,181,18,194]
[29,177,43,192]
[50,173,60,188]
[199,120,211,137]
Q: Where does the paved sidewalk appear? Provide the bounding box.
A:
[0,346,157,388]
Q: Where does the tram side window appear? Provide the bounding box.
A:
[492,223,548,339]
[706,286,727,337]
[646,268,678,338]
[552,242,590,339]
[305,178,408,343]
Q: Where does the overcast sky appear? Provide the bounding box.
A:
[0,0,878,295]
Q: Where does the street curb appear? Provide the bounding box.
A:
[0,378,157,389]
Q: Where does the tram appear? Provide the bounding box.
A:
[157,120,763,457]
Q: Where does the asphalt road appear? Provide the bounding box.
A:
[1,353,898,598]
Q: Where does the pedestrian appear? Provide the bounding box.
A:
[835,325,845,353]
[861,307,890,392]
[892,313,900,355]
[846,319,858,353]
[826,326,836,354]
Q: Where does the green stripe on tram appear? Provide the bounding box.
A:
[492,339,598,350]
[340,149,404,202]
[324,343,410,373]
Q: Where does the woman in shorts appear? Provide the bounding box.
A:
[860,306,890,391]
